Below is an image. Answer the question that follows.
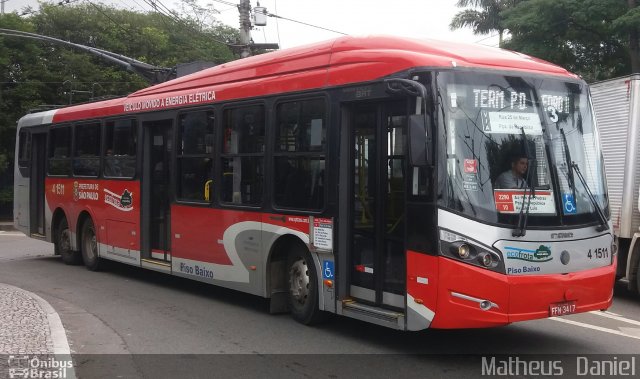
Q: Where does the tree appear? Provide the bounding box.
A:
[450,0,522,46]
[502,0,638,80]
[0,3,240,218]
[613,0,640,73]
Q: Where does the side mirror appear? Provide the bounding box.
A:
[408,114,430,167]
[384,78,433,167]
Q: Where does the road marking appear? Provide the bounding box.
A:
[550,317,640,340]
[589,310,640,326]
[620,327,640,338]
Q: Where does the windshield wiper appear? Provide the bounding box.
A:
[559,129,576,195]
[559,128,608,232]
[513,127,536,237]
[571,163,609,232]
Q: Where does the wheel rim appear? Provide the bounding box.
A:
[84,225,97,263]
[289,258,310,305]
[60,228,71,253]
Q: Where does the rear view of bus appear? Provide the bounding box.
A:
[419,70,615,328]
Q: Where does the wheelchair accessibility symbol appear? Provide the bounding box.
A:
[563,193,577,214]
[323,260,334,279]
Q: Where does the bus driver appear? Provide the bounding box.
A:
[495,155,529,189]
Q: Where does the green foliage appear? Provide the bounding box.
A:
[451,0,639,80]
[450,0,524,46]
[613,5,640,32]
[502,0,638,81]
[0,3,240,213]
[0,187,11,203]
[0,153,7,174]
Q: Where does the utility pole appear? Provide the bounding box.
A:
[238,0,252,58]
[1,0,7,15]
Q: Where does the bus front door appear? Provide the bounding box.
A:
[142,119,173,262]
[348,101,407,309]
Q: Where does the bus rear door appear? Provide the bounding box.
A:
[142,119,173,263]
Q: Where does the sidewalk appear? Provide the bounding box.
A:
[0,283,75,378]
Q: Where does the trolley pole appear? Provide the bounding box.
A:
[238,0,252,58]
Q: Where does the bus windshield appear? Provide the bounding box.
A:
[436,70,608,228]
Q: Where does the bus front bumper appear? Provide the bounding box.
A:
[429,257,616,329]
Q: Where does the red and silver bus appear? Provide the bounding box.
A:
[14,36,615,329]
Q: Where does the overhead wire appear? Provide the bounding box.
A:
[474,32,499,44]
[84,0,142,41]
[18,0,83,16]
[116,0,148,13]
[137,0,234,48]
[262,11,347,35]
[129,0,150,12]
[209,0,347,36]
[209,0,237,7]
[150,0,180,20]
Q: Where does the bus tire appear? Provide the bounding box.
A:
[287,245,326,325]
[81,218,102,271]
[57,218,82,265]
[636,256,640,298]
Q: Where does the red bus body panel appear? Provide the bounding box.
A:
[49,36,575,125]
[429,257,615,329]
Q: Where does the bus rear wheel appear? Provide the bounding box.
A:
[287,246,326,325]
[636,251,640,297]
[81,218,102,271]
[57,218,81,265]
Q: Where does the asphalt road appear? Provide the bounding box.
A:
[1,231,639,378]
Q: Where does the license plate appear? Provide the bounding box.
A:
[549,301,576,316]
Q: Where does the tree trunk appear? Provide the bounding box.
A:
[630,0,640,73]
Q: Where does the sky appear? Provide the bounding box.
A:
[3,0,501,49]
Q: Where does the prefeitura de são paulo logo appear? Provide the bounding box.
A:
[72,181,79,202]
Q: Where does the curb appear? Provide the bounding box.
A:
[1,283,76,379]
[1,283,72,355]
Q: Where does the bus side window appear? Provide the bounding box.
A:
[73,122,101,177]
[176,110,214,203]
[18,130,31,169]
[104,119,137,178]
[273,98,327,210]
[220,105,265,206]
[48,126,72,176]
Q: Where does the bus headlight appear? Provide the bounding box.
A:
[479,252,493,267]
[456,243,471,259]
[439,229,505,273]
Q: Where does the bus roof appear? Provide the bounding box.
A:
[22,35,576,125]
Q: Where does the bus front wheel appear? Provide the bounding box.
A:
[57,218,82,265]
[287,245,326,325]
[81,218,102,271]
